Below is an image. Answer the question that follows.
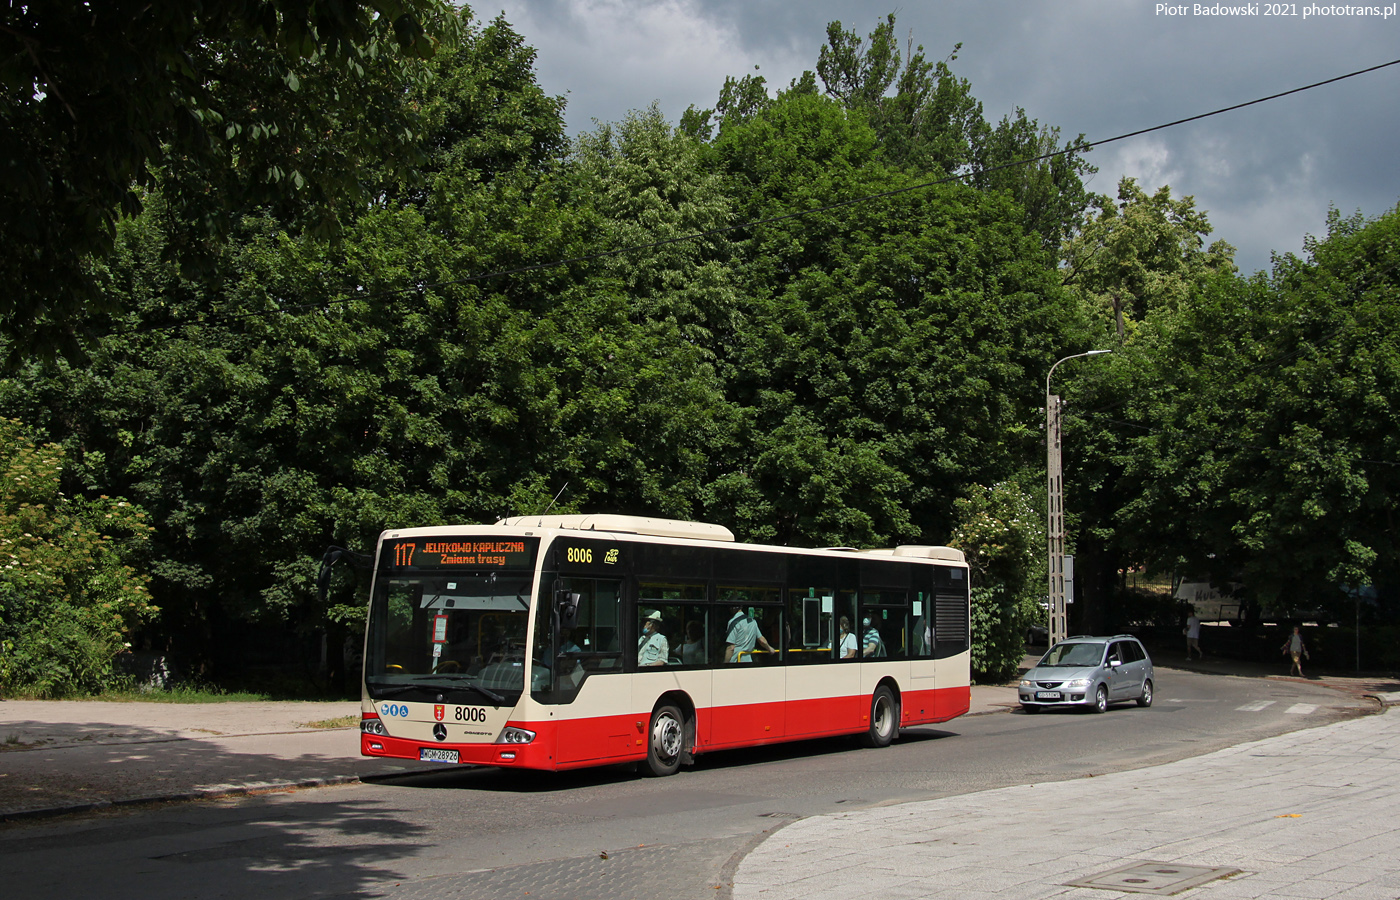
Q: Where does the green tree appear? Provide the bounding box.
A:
[813,13,1093,251]
[1,0,457,359]
[1063,177,1236,340]
[0,16,733,677]
[1073,205,1399,628]
[706,88,1089,546]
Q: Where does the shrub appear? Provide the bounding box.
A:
[0,421,157,696]
[952,481,1045,683]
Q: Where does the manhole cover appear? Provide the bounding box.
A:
[1066,861,1244,895]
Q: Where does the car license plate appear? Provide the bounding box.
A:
[1035,691,1062,700]
[419,747,460,763]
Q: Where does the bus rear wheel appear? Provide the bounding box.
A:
[862,686,898,748]
[645,703,685,776]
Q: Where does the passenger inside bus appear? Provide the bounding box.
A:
[638,610,670,666]
[862,616,886,657]
[838,616,858,658]
[681,620,705,665]
[724,605,775,663]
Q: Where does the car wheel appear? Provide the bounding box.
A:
[1021,703,1040,714]
[861,686,898,748]
[1092,684,1108,714]
[644,703,684,776]
[1137,679,1153,708]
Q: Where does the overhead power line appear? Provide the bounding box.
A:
[122,56,1400,335]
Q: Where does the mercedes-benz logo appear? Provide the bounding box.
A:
[433,723,447,742]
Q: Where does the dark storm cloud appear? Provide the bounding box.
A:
[487,0,1400,272]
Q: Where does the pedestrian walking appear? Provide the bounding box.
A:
[1184,608,1203,660]
[1281,625,1308,677]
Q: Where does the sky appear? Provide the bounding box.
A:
[480,0,1399,275]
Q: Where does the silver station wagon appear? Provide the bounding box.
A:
[1019,635,1154,713]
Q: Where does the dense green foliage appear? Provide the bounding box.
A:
[0,421,156,695]
[1,0,456,359]
[1065,202,1400,633]
[0,7,1393,690]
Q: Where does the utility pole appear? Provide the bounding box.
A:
[1046,389,1066,646]
[1046,350,1111,647]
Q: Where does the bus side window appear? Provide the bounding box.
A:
[716,586,781,664]
[637,583,705,668]
[860,590,909,660]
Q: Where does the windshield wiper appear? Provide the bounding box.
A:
[369,678,506,704]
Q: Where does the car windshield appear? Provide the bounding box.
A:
[1039,641,1105,667]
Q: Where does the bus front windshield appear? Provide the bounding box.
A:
[365,573,536,705]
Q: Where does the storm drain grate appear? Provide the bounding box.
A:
[1066,861,1244,895]
[756,811,802,819]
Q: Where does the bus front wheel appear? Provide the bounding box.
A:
[645,703,685,776]
[862,686,898,748]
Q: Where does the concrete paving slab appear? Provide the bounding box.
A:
[734,707,1400,900]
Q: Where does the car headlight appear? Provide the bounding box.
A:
[1018,679,1033,688]
[1065,678,1091,689]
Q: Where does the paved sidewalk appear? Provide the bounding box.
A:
[0,699,427,819]
[734,705,1400,900]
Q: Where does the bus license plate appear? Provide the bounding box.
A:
[1035,691,1062,700]
[419,747,460,763]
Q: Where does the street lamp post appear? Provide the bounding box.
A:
[1046,350,1112,647]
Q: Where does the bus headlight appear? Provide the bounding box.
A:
[498,726,536,744]
[361,716,387,736]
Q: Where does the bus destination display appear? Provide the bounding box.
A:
[389,539,534,569]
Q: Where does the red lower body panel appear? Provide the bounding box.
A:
[363,686,970,772]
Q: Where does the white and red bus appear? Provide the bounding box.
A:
[360,514,970,775]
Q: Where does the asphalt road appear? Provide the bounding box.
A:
[0,668,1371,900]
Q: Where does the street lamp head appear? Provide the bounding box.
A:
[1046,349,1114,396]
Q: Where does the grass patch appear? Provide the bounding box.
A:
[300,715,358,729]
[100,684,273,703]
[3,680,273,703]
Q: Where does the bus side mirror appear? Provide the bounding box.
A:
[556,590,581,629]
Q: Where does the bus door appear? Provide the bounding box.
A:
[537,572,630,765]
[782,585,860,737]
[709,587,785,747]
[909,589,937,696]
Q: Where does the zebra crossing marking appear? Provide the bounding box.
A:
[1285,703,1318,715]
[1236,700,1275,712]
